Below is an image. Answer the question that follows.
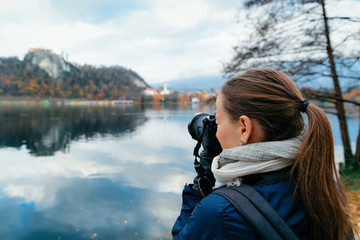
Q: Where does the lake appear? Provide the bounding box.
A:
[0,103,358,240]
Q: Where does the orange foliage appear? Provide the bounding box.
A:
[152,93,163,104]
[344,88,360,102]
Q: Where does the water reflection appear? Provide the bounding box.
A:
[0,103,355,240]
[0,105,147,156]
[0,103,216,240]
[2,176,179,240]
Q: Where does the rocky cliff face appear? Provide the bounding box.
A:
[22,49,148,88]
[24,49,70,79]
[0,49,149,98]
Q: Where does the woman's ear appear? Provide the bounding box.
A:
[239,115,253,145]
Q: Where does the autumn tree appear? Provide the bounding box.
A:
[224,0,360,171]
[0,55,148,100]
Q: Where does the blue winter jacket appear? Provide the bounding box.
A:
[172,179,311,240]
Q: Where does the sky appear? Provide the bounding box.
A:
[0,0,242,84]
[0,0,359,85]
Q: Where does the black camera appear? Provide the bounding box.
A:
[188,112,222,196]
[188,113,222,153]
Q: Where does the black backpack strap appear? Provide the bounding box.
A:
[213,184,299,240]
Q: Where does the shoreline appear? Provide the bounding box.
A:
[0,97,135,107]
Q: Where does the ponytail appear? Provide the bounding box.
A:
[291,103,354,240]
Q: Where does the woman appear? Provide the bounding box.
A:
[172,68,354,240]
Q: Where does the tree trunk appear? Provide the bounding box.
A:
[356,112,360,170]
[321,0,354,167]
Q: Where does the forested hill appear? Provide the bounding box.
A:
[0,49,149,100]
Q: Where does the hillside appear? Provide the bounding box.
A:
[0,49,149,100]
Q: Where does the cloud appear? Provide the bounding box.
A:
[0,0,240,83]
[2,0,355,84]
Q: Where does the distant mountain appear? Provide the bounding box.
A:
[0,49,149,99]
[151,75,227,91]
[153,60,360,92]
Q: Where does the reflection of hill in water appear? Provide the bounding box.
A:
[0,105,147,156]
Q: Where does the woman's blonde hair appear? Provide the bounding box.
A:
[220,68,354,240]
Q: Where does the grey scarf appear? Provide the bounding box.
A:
[211,135,303,187]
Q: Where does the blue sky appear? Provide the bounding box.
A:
[0,0,359,84]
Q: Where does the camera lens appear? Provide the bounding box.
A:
[188,113,210,141]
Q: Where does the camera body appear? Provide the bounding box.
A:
[188,112,222,196]
[188,112,222,154]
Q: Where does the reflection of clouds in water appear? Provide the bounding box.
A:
[0,176,181,240]
[141,191,182,236]
[0,107,211,239]
[4,183,55,210]
[131,116,195,150]
[0,117,195,205]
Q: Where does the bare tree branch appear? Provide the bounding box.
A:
[328,17,360,22]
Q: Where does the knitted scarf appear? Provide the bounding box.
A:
[211,135,303,187]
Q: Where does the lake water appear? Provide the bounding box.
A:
[0,103,358,240]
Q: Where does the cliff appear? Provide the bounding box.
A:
[0,49,149,99]
[24,49,70,79]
